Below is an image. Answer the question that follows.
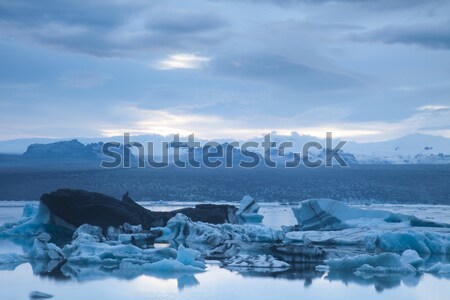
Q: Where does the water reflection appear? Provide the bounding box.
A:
[4,255,445,294]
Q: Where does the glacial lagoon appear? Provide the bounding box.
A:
[0,201,449,300]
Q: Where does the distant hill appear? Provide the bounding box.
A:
[23,139,101,160]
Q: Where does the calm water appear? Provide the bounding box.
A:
[0,201,449,300]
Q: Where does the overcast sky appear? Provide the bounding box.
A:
[1,0,450,142]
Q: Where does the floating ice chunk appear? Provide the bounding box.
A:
[292,199,399,231]
[423,262,450,274]
[22,203,39,218]
[400,249,424,268]
[366,231,450,254]
[236,196,264,224]
[29,291,53,299]
[0,253,29,265]
[121,258,204,273]
[164,213,283,245]
[28,239,65,261]
[273,244,326,263]
[292,199,450,232]
[73,224,104,242]
[224,254,289,269]
[176,245,205,269]
[119,245,205,273]
[62,224,178,266]
[0,203,72,237]
[287,226,450,255]
[354,263,416,276]
[325,250,421,275]
[0,204,39,234]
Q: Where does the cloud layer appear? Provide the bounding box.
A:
[0,0,449,141]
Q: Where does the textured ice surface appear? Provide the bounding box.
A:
[288,199,450,254]
[422,262,450,274]
[236,196,264,224]
[163,213,284,244]
[4,199,450,282]
[292,199,405,231]
[224,254,290,269]
[325,250,420,274]
[0,252,28,265]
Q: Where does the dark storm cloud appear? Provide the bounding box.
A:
[148,12,227,34]
[226,0,441,10]
[211,53,364,90]
[354,22,450,50]
[0,0,228,57]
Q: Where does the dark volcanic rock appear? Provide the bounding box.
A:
[40,189,238,231]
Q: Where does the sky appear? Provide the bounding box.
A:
[0,0,450,142]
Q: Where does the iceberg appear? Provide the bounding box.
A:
[325,250,421,275]
[163,213,284,245]
[287,199,450,255]
[366,231,450,254]
[292,199,450,231]
[224,254,290,269]
[29,291,54,299]
[0,253,29,268]
[292,199,402,231]
[422,262,450,274]
[119,245,205,273]
[28,238,65,261]
[287,229,450,254]
[236,196,264,224]
[62,225,177,266]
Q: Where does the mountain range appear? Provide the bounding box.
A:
[0,133,449,165]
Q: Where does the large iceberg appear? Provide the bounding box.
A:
[163,213,283,244]
[288,199,450,255]
[292,199,405,231]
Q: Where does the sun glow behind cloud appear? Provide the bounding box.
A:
[154,54,211,70]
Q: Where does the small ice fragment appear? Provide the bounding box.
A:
[29,291,53,299]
